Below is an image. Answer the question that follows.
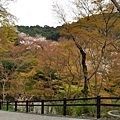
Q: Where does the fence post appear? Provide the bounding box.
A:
[41,100,44,114]
[15,101,17,111]
[26,100,29,113]
[0,101,1,110]
[6,101,9,111]
[63,98,67,116]
[97,96,101,119]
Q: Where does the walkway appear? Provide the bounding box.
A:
[0,110,119,120]
[0,111,91,120]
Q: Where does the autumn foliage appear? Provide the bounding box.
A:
[0,4,120,101]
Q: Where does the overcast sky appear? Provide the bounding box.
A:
[8,0,70,27]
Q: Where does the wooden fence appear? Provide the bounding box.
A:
[0,96,120,119]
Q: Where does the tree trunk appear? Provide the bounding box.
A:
[75,42,88,98]
[64,27,89,98]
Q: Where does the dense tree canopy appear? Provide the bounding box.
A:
[53,0,120,97]
[0,0,120,102]
[17,25,61,41]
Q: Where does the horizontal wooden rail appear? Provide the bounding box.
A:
[0,96,120,119]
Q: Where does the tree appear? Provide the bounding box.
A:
[53,0,120,97]
[8,44,38,100]
[0,0,16,26]
[0,39,39,101]
[17,25,61,41]
[0,0,17,53]
[0,25,17,42]
[35,40,59,99]
[56,39,83,99]
[111,0,120,12]
[0,58,17,101]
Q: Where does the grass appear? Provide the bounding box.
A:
[1,105,14,111]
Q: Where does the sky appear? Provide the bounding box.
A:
[8,0,70,27]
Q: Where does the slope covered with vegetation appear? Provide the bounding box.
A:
[0,0,120,103]
[17,25,61,41]
[0,13,119,101]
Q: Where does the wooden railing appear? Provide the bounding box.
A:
[0,96,120,119]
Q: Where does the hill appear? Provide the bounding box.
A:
[17,25,62,41]
[0,13,120,102]
[17,13,120,43]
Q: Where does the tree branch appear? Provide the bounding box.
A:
[111,0,120,13]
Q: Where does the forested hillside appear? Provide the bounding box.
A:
[17,25,61,41]
[0,12,119,101]
[0,0,120,103]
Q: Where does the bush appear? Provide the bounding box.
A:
[2,105,14,111]
[54,100,96,117]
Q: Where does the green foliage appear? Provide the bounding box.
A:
[32,70,48,81]
[0,25,17,47]
[0,58,17,71]
[68,103,95,117]
[2,105,14,111]
[17,25,61,41]
[33,69,58,81]
[53,100,96,117]
[18,59,38,73]
[0,58,17,78]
